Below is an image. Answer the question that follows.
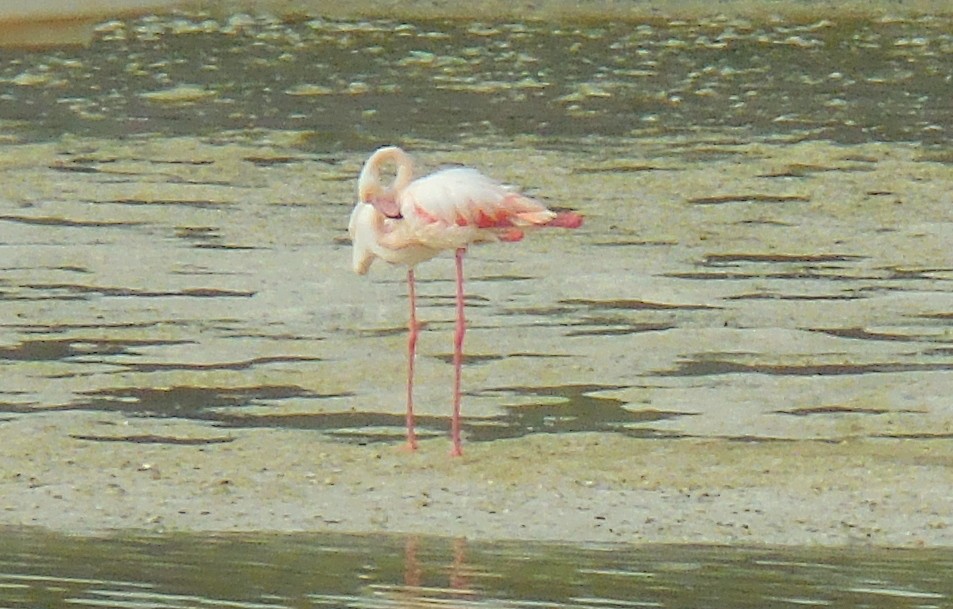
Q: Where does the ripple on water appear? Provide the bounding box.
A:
[1,530,952,609]
[1,13,951,146]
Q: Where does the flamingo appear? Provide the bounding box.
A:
[348,146,582,456]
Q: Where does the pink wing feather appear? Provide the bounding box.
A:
[397,167,572,248]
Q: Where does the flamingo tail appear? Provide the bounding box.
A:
[546,211,584,229]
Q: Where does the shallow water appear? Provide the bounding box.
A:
[2,529,953,608]
[1,10,952,446]
[1,13,951,147]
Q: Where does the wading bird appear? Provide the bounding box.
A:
[348,146,582,456]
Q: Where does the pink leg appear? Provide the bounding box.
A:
[405,268,419,451]
[451,248,466,456]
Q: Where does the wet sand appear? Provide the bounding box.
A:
[4,411,953,546]
[1,133,952,546]
[5,411,953,547]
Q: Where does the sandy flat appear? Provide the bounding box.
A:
[3,411,953,546]
[1,132,952,546]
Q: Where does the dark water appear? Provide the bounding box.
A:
[0,13,951,148]
[2,529,952,608]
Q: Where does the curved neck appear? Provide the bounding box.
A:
[358,146,414,210]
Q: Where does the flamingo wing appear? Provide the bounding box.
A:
[397,168,556,248]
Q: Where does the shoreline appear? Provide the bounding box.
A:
[2,411,951,547]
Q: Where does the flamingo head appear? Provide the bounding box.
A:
[358,146,413,219]
[348,202,379,275]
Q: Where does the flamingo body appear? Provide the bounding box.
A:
[348,146,582,455]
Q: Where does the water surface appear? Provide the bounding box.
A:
[1,13,951,147]
[2,529,953,608]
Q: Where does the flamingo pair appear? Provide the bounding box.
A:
[348,146,582,456]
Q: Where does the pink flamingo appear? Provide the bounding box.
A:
[348,146,582,456]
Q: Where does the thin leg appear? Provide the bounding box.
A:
[451,248,466,456]
[406,268,419,451]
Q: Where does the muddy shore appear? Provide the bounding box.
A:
[1,131,951,546]
[3,411,953,546]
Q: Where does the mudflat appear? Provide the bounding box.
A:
[2,133,951,546]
